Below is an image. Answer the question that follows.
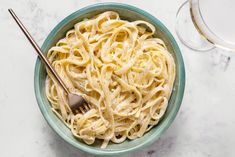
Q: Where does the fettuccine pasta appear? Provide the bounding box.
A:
[45,11,175,148]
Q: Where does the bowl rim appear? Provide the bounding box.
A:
[34,2,185,155]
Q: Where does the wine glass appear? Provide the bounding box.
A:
[175,0,235,70]
[176,0,235,52]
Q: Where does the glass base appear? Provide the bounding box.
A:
[175,0,215,52]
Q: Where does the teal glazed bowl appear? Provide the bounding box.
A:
[34,3,185,156]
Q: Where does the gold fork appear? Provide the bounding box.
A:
[8,9,91,113]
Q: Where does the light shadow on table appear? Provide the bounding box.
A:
[45,129,95,157]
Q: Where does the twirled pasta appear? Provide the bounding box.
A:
[45,11,175,148]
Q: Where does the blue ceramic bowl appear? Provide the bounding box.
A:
[34,3,185,156]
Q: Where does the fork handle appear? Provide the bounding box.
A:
[8,8,70,94]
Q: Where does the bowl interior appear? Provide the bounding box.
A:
[34,3,185,155]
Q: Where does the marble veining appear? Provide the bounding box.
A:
[1,0,235,157]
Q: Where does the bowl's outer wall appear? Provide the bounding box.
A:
[34,3,185,156]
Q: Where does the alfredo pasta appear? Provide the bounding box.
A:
[45,11,175,148]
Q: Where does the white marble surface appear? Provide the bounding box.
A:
[1,0,235,156]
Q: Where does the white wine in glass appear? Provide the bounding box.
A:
[176,0,235,52]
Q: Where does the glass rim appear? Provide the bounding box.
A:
[190,0,235,51]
